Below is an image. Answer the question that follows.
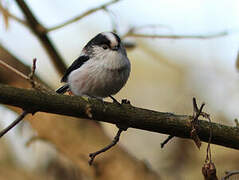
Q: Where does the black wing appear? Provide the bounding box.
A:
[56,84,69,94]
[61,55,89,82]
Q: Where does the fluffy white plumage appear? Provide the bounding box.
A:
[62,32,131,99]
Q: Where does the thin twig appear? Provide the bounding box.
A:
[0,2,28,27]
[0,59,37,138]
[47,0,120,32]
[15,0,67,75]
[193,102,205,123]
[161,135,174,148]
[28,58,37,88]
[190,97,205,149]
[89,127,124,165]
[222,170,239,180]
[129,24,172,32]
[0,59,29,80]
[0,59,50,92]
[0,110,28,137]
[28,58,36,79]
[160,98,206,151]
[122,31,228,40]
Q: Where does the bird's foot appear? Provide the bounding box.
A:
[109,95,121,106]
[121,99,131,105]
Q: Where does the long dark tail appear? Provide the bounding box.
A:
[56,84,69,94]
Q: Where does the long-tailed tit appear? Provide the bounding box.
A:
[56,32,131,103]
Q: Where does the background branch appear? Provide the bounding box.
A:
[222,170,239,180]
[0,110,28,137]
[15,0,67,75]
[0,2,27,28]
[47,0,120,32]
[0,84,239,150]
[122,31,228,39]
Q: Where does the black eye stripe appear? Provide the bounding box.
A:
[112,32,121,44]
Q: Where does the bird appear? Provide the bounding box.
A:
[56,32,131,104]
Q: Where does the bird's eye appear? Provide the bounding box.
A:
[102,44,109,50]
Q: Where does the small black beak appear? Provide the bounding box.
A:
[112,45,119,51]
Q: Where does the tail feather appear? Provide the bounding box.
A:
[56,84,69,94]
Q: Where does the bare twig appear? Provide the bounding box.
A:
[193,99,205,120]
[159,98,207,153]
[202,110,218,180]
[29,58,36,79]
[160,135,174,148]
[0,1,9,29]
[15,0,67,75]
[190,97,205,149]
[0,59,29,80]
[0,2,28,28]
[0,59,50,93]
[28,58,37,88]
[222,170,239,180]
[122,31,228,40]
[89,127,124,165]
[0,59,37,138]
[0,110,28,137]
[129,24,171,32]
[47,0,120,32]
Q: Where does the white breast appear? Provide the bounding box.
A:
[68,50,130,98]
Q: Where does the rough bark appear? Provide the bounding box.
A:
[0,84,238,150]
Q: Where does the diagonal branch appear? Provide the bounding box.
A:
[15,0,67,75]
[47,0,120,32]
[0,84,239,150]
[88,127,124,165]
[0,59,29,80]
[222,170,239,180]
[0,110,28,137]
[0,2,28,28]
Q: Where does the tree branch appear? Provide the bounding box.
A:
[47,0,120,32]
[122,31,228,39]
[0,2,28,28]
[0,110,28,137]
[0,84,239,150]
[15,0,67,75]
[222,170,239,180]
[89,127,124,165]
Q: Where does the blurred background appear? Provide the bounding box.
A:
[0,0,239,179]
